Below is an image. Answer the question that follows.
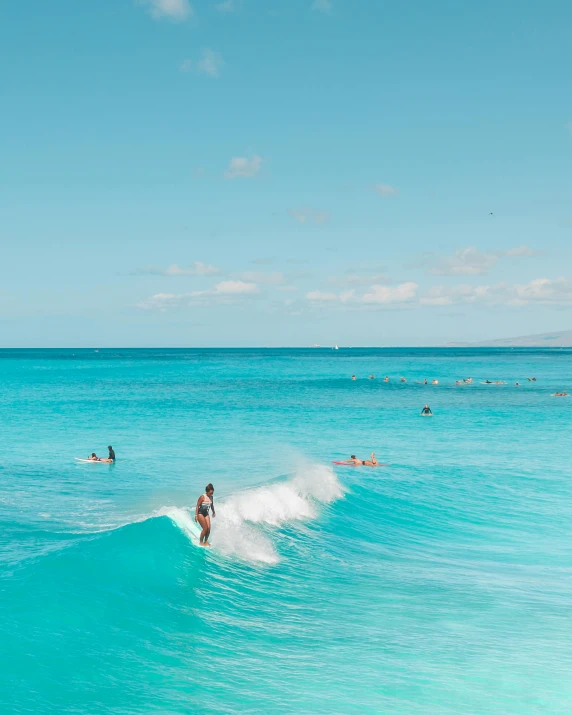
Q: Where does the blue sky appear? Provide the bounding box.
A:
[1,0,572,346]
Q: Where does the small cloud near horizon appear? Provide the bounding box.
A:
[224,155,262,179]
[133,262,221,277]
[421,245,541,277]
[181,49,224,77]
[137,280,259,310]
[312,0,332,13]
[374,184,398,197]
[141,0,193,22]
[289,208,329,225]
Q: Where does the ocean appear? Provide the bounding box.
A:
[1,348,571,714]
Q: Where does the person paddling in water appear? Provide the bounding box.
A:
[195,483,216,546]
[349,453,378,466]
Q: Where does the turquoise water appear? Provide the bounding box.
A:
[1,348,572,714]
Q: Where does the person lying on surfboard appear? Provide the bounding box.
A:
[195,483,216,546]
[88,453,102,461]
[349,453,378,466]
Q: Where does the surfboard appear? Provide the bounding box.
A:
[185,519,205,543]
[75,458,110,463]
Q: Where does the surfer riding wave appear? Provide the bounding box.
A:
[195,484,216,546]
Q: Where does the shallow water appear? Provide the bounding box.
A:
[1,348,571,714]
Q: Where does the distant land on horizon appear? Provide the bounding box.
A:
[445,330,572,348]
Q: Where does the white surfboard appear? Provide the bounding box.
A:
[75,458,110,463]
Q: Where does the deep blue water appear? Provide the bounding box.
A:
[1,348,571,714]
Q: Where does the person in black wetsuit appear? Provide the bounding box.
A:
[421,404,433,415]
[108,446,115,461]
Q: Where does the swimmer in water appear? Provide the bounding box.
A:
[369,374,376,380]
[195,483,216,546]
[88,452,101,461]
[421,404,433,415]
[555,391,568,397]
[351,375,357,381]
[431,379,438,385]
[383,376,389,383]
[349,453,378,466]
[400,377,406,383]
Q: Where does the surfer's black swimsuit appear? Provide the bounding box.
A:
[198,495,212,517]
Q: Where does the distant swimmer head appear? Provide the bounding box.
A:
[205,483,214,496]
[91,452,97,458]
[350,455,356,460]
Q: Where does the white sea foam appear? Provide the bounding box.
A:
[159,463,343,564]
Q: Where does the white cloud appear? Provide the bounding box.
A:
[210,280,258,295]
[216,0,238,11]
[137,293,182,310]
[312,0,332,13]
[420,284,489,306]
[142,0,193,22]
[430,248,498,276]
[427,245,540,276]
[306,291,338,302]
[306,282,415,307]
[198,48,224,77]
[135,262,221,277]
[137,280,258,310]
[233,271,286,285]
[512,277,572,304]
[362,282,418,304]
[502,245,540,257]
[374,184,398,197]
[289,208,329,224]
[224,155,262,179]
[420,277,572,307]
